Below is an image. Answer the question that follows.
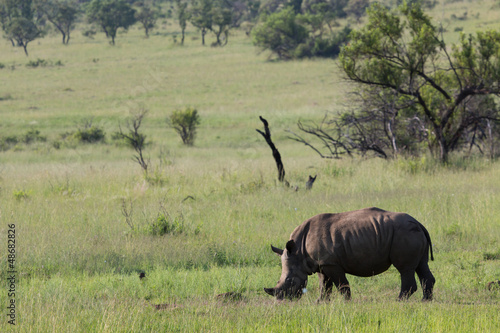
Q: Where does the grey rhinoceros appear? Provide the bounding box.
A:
[264,207,435,301]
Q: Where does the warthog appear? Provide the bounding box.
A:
[264,207,435,301]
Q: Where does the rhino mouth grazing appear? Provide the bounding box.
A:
[264,277,308,300]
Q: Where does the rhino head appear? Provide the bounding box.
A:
[264,240,308,300]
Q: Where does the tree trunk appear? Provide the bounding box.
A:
[215,31,221,46]
[22,43,28,56]
[386,118,398,157]
[201,28,206,45]
[437,133,449,163]
[181,28,185,45]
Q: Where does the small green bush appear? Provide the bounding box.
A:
[13,189,31,200]
[0,93,13,101]
[483,250,500,260]
[26,59,64,68]
[82,29,97,39]
[147,213,185,236]
[168,107,201,146]
[74,126,106,143]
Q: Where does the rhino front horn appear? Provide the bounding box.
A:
[271,245,283,256]
[264,288,275,296]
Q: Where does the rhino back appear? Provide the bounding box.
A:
[293,207,421,277]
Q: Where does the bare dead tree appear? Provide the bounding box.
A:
[121,198,134,231]
[117,108,149,174]
[287,115,353,159]
[456,96,500,159]
[288,86,435,159]
[256,116,286,183]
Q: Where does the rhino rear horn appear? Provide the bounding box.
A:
[286,240,297,253]
[264,288,275,296]
[271,245,283,256]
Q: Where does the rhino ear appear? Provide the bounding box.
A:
[271,245,283,256]
[264,288,275,296]
[286,240,297,254]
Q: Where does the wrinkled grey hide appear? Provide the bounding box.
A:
[264,207,435,301]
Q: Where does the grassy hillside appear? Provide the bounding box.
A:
[1,1,500,331]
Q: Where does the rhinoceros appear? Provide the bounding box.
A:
[264,207,435,301]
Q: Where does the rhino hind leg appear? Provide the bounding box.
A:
[416,261,435,301]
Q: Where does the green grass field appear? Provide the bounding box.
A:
[1,1,500,331]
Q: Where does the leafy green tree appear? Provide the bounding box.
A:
[301,0,348,19]
[252,7,308,59]
[86,0,136,45]
[168,107,200,146]
[340,3,500,162]
[189,0,212,45]
[210,0,232,46]
[5,17,42,55]
[344,0,369,23]
[188,0,234,46]
[1,0,43,53]
[135,4,159,38]
[253,4,349,59]
[36,0,79,44]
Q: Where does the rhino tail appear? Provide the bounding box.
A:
[419,222,434,261]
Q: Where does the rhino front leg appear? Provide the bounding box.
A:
[319,266,351,300]
[317,272,334,301]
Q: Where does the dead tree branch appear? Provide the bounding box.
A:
[256,116,286,183]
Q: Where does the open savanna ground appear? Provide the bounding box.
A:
[1,0,500,331]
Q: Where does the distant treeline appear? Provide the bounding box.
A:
[0,0,377,55]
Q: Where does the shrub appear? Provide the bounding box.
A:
[147,212,185,236]
[82,29,97,39]
[0,94,13,101]
[13,190,31,201]
[168,107,201,146]
[253,8,350,60]
[74,126,106,143]
[23,128,46,144]
[294,26,351,59]
[26,59,63,68]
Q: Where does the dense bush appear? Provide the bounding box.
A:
[252,8,309,60]
[253,7,350,60]
[147,213,186,236]
[294,26,352,58]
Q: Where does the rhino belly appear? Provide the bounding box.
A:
[342,257,392,277]
[316,238,393,277]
